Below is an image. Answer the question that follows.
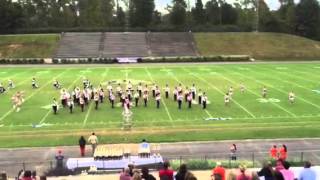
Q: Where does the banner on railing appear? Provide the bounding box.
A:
[117,57,138,63]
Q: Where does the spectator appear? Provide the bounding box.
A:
[78,136,86,157]
[299,161,316,180]
[236,165,251,180]
[257,161,274,180]
[212,162,225,180]
[21,171,33,180]
[280,161,294,180]
[31,171,37,180]
[230,144,237,160]
[87,132,98,155]
[279,145,288,160]
[175,164,187,180]
[55,150,64,169]
[226,171,236,180]
[270,145,278,159]
[275,159,285,172]
[251,172,260,180]
[132,169,142,180]
[141,167,156,180]
[274,171,285,180]
[185,171,197,180]
[120,168,131,180]
[159,161,174,180]
[128,163,134,177]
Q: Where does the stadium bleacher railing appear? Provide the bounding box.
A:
[1,150,319,177]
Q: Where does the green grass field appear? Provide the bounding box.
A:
[0,63,320,148]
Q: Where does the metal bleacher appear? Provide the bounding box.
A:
[55,32,198,58]
[55,32,101,58]
[102,32,149,58]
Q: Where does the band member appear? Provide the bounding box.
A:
[110,92,115,108]
[116,83,122,97]
[184,87,189,102]
[60,89,67,108]
[68,97,74,113]
[288,91,295,104]
[99,88,104,103]
[75,87,81,105]
[164,84,170,99]
[240,83,245,93]
[191,84,196,99]
[0,83,6,93]
[94,92,99,110]
[8,79,14,89]
[173,87,178,101]
[177,83,182,94]
[82,78,88,89]
[262,86,268,98]
[177,92,183,109]
[120,93,126,107]
[107,82,113,93]
[143,85,149,95]
[202,92,207,109]
[198,89,203,105]
[151,83,156,98]
[137,83,143,97]
[156,91,161,109]
[224,93,230,106]
[12,91,24,112]
[83,89,90,105]
[79,95,85,112]
[52,98,58,114]
[32,77,38,88]
[229,86,233,97]
[124,97,130,109]
[134,90,139,107]
[127,90,132,101]
[127,81,133,92]
[53,80,61,89]
[187,92,192,108]
[143,92,148,107]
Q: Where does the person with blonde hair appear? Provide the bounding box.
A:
[132,169,142,180]
[236,165,251,180]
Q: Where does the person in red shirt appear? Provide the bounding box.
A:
[159,161,174,180]
[269,145,278,159]
[212,162,226,180]
[279,144,288,160]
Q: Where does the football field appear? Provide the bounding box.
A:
[0,62,320,148]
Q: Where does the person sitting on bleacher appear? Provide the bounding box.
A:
[139,139,151,158]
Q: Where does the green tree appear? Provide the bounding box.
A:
[0,0,24,32]
[169,0,187,26]
[192,0,206,25]
[295,0,320,38]
[205,0,220,25]
[221,2,238,24]
[129,0,155,27]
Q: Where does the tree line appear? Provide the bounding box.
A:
[0,0,319,40]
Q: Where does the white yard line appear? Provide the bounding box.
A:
[144,67,174,126]
[39,73,82,125]
[0,69,69,123]
[183,68,256,118]
[246,67,320,110]
[216,70,298,117]
[163,67,213,118]
[82,68,109,127]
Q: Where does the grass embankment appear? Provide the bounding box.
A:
[0,34,60,58]
[195,32,320,60]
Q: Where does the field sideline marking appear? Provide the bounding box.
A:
[83,68,109,127]
[183,68,256,118]
[250,66,320,110]
[39,71,83,125]
[144,67,174,126]
[163,67,213,118]
[0,69,70,123]
[215,68,298,117]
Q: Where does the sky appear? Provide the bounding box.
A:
[155,0,301,13]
